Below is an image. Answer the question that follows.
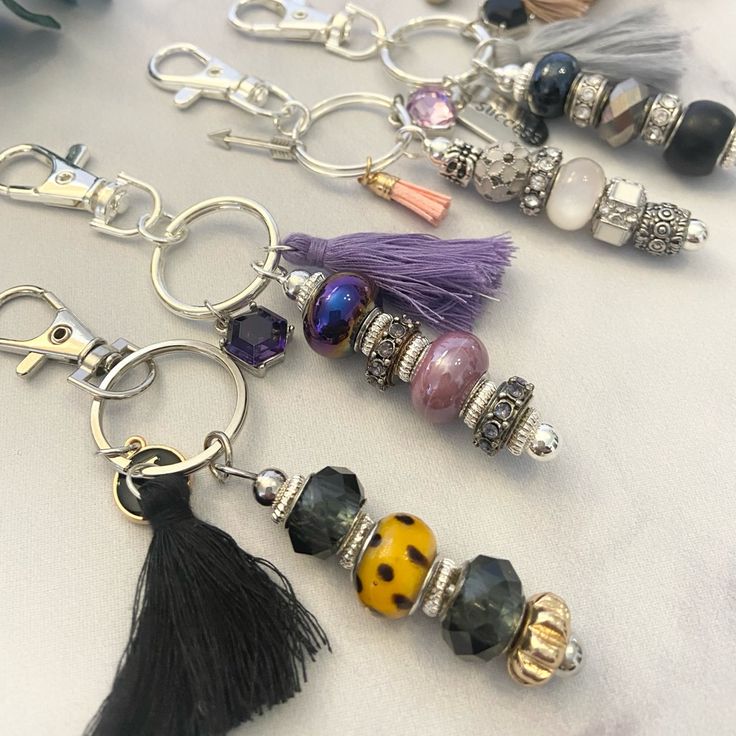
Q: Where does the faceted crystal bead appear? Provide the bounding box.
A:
[481,0,528,29]
[407,87,457,130]
[598,79,651,148]
[287,466,365,558]
[224,306,288,367]
[441,555,525,661]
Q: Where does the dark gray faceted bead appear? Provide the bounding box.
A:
[441,555,524,661]
[287,466,364,559]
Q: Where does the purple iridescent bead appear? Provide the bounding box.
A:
[410,331,489,424]
[303,273,376,358]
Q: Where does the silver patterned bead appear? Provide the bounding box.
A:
[719,125,736,169]
[506,407,541,456]
[633,202,691,256]
[295,272,326,313]
[336,510,375,570]
[357,311,392,356]
[640,93,683,147]
[433,140,482,188]
[420,557,461,618]
[513,62,535,104]
[598,78,652,148]
[520,146,563,217]
[566,73,612,128]
[271,474,307,525]
[460,376,497,428]
[473,141,532,203]
[397,333,430,383]
[592,178,647,247]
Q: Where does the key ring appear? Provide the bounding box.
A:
[90,339,248,476]
[380,15,493,87]
[151,196,281,320]
[292,92,413,178]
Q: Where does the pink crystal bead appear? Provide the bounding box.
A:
[407,87,457,130]
[410,331,489,424]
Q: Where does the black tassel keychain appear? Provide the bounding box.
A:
[0,286,328,736]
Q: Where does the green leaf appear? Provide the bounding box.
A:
[2,0,61,28]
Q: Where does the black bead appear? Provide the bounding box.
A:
[441,555,525,661]
[515,111,549,146]
[287,466,364,559]
[481,0,528,29]
[528,52,580,119]
[664,100,736,176]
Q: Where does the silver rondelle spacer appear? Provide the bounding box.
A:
[640,93,683,147]
[565,73,612,129]
[512,62,534,104]
[295,272,326,314]
[271,474,307,525]
[359,312,393,356]
[460,376,497,429]
[336,510,375,570]
[506,407,541,456]
[719,125,736,169]
[353,307,382,354]
[421,558,461,618]
[397,333,430,382]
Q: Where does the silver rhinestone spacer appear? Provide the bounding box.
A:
[640,93,683,147]
[512,62,534,104]
[719,125,736,169]
[336,510,375,570]
[421,558,461,618]
[359,312,392,356]
[271,474,307,525]
[295,272,326,314]
[565,73,612,129]
[397,333,430,383]
[460,376,497,428]
[506,407,541,456]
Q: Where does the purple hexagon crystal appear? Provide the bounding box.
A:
[407,86,457,130]
[224,306,288,367]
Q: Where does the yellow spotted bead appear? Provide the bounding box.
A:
[355,513,437,619]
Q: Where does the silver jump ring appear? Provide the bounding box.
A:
[137,211,189,246]
[96,439,143,458]
[204,430,233,482]
[150,196,281,320]
[293,93,413,178]
[275,100,312,138]
[90,339,248,477]
[379,15,493,87]
[124,461,160,500]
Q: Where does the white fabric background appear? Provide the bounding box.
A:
[1,1,735,734]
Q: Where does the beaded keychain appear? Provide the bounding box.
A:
[0,143,561,463]
[0,286,582,736]
[147,44,709,255]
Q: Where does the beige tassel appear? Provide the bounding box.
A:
[524,0,594,23]
[358,159,451,227]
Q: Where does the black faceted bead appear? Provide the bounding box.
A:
[441,555,524,661]
[664,100,736,176]
[528,52,580,119]
[287,466,364,559]
[481,0,528,29]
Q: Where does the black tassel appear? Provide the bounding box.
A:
[85,473,329,736]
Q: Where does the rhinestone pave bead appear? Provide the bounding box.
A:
[592,178,647,247]
[640,93,682,147]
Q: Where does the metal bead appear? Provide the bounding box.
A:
[474,377,535,456]
[513,62,535,104]
[591,178,647,247]
[557,636,583,677]
[433,140,482,188]
[473,141,532,203]
[507,592,571,686]
[460,376,497,429]
[526,423,560,461]
[271,474,308,525]
[633,202,691,256]
[365,315,419,390]
[335,510,375,570]
[397,332,430,383]
[640,93,683,147]
[423,136,453,163]
[253,468,287,507]
[420,557,461,618]
[295,272,326,313]
[565,73,612,129]
[519,146,563,217]
[506,407,540,456]
[358,311,392,356]
[282,270,312,301]
[684,219,709,251]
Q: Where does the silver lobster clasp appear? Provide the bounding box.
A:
[227,0,386,61]
[0,285,155,400]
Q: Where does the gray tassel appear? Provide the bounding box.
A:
[492,8,685,90]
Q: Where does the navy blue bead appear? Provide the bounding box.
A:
[528,52,580,119]
[481,0,528,29]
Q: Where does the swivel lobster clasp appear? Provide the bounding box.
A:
[227,0,386,61]
[0,285,155,400]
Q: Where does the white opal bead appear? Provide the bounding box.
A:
[546,158,606,231]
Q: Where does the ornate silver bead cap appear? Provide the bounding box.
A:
[640,93,683,147]
[460,376,497,429]
[592,178,647,247]
[566,73,612,129]
[420,557,462,618]
[719,125,736,169]
[271,474,308,525]
[633,202,691,256]
[513,62,535,104]
[397,333,430,383]
[295,272,326,314]
[506,407,541,456]
[336,510,375,570]
[520,146,563,217]
[435,140,482,188]
[357,311,392,356]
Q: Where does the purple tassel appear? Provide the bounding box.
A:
[283,232,515,332]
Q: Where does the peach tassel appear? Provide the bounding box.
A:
[358,160,451,227]
[524,0,594,23]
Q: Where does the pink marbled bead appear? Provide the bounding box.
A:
[410,331,489,425]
